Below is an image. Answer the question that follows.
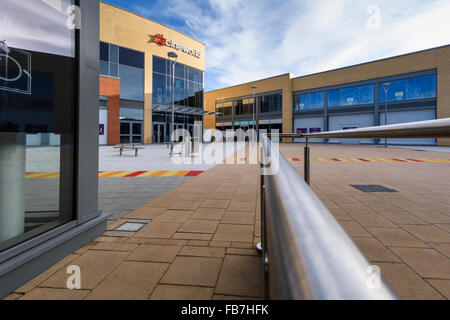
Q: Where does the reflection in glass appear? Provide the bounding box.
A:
[0,0,76,252]
[119,47,144,69]
[119,65,144,101]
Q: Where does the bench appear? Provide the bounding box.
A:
[113,144,145,157]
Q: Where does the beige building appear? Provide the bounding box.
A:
[99,2,206,145]
[205,45,450,146]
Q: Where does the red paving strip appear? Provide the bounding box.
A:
[330,158,342,162]
[406,159,424,163]
[27,170,205,179]
[357,158,371,162]
[185,171,205,177]
[123,171,148,177]
[391,159,408,162]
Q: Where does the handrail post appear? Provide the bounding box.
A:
[304,138,310,185]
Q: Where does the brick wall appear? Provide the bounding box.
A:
[99,76,120,145]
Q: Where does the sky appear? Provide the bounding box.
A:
[103,0,450,92]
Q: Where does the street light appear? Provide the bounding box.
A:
[251,85,258,142]
[168,52,178,157]
[382,82,390,148]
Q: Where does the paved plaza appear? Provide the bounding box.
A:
[5,143,450,300]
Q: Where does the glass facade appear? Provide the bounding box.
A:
[258,93,282,113]
[379,75,436,102]
[0,0,77,252]
[295,74,436,112]
[100,41,145,101]
[328,84,374,107]
[152,55,204,109]
[216,93,282,121]
[294,92,324,111]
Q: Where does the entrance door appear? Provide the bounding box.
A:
[153,123,165,144]
[120,121,143,144]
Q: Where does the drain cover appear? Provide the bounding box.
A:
[114,222,147,232]
[350,185,397,193]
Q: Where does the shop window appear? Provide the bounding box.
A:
[405,75,436,100]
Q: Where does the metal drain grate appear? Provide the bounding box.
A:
[114,222,147,232]
[350,185,398,193]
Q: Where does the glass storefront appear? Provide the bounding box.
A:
[378,74,436,102]
[0,0,77,252]
[328,84,374,107]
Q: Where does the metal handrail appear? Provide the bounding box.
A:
[274,117,450,139]
[269,118,450,185]
[259,134,397,300]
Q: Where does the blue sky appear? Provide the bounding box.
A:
[103,0,450,92]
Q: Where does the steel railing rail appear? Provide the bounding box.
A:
[274,118,450,139]
[267,118,450,185]
[259,134,397,300]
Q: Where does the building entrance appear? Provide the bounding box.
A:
[120,121,143,144]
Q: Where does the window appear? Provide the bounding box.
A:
[152,55,204,109]
[294,92,323,110]
[110,44,119,63]
[294,94,307,111]
[119,65,144,101]
[234,100,244,115]
[1,0,77,252]
[307,92,324,109]
[120,108,144,121]
[153,56,166,74]
[406,75,436,99]
[174,78,185,105]
[188,67,200,83]
[100,61,109,76]
[109,63,119,77]
[340,87,359,106]
[119,47,145,69]
[360,85,374,104]
[175,63,185,79]
[379,75,436,103]
[328,90,340,107]
[153,73,168,104]
[329,85,374,107]
[100,41,109,61]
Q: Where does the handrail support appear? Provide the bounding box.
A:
[304,138,310,185]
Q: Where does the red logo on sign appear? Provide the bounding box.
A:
[154,34,167,46]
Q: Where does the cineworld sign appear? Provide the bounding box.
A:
[153,34,201,58]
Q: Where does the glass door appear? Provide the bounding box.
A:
[153,123,165,144]
[120,121,143,144]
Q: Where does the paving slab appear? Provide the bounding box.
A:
[215,255,263,298]
[150,285,214,300]
[160,256,223,287]
[85,261,169,300]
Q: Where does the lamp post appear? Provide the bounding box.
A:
[168,52,178,157]
[382,82,390,148]
[251,85,258,142]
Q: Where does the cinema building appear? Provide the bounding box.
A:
[99,2,206,145]
[205,45,450,146]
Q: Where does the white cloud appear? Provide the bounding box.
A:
[135,0,450,91]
